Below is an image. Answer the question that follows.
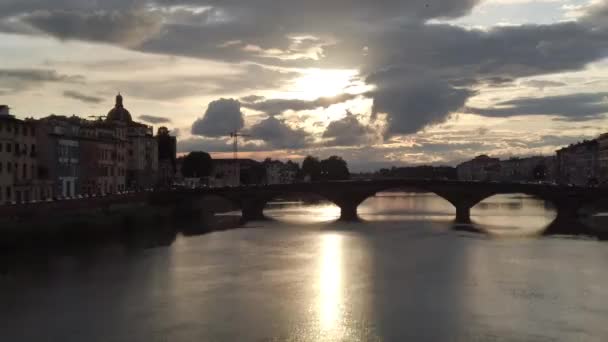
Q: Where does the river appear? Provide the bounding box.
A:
[1,192,607,341]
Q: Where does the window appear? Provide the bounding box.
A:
[6,143,11,153]
[0,162,2,173]
[31,144,36,156]
[7,163,11,173]
[14,143,18,155]
[31,165,35,179]
[6,186,11,200]
[22,164,27,179]
[0,143,2,152]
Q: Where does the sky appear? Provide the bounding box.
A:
[1,0,608,171]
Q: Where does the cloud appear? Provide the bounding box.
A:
[322,111,377,146]
[62,90,102,103]
[22,9,163,47]
[243,93,358,115]
[247,116,310,149]
[0,68,84,94]
[368,70,474,136]
[240,94,266,103]
[177,136,268,153]
[138,114,172,124]
[521,79,566,89]
[466,92,608,120]
[101,64,297,101]
[191,98,245,137]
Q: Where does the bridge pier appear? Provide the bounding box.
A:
[241,200,267,222]
[455,205,472,224]
[544,203,591,236]
[339,203,360,221]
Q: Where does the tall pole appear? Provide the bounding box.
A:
[233,132,239,186]
[229,131,250,187]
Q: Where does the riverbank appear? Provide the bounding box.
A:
[0,195,238,251]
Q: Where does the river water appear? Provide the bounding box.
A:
[1,192,607,341]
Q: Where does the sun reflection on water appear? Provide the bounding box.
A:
[318,233,344,338]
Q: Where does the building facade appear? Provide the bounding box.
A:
[598,133,608,184]
[105,94,158,190]
[35,115,82,198]
[499,156,555,182]
[210,159,262,187]
[456,155,500,181]
[556,140,599,186]
[264,160,298,184]
[0,106,48,203]
[157,127,177,186]
[80,120,127,194]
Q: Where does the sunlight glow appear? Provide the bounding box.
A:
[318,234,344,335]
[287,68,360,100]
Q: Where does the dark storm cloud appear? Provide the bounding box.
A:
[467,93,608,120]
[63,90,103,103]
[322,111,376,146]
[138,114,172,124]
[247,116,310,149]
[368,70,474,136]
[243,93,358,115]
[352,18,608,135]
[191,98,245,137]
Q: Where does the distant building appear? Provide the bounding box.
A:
[156,127,177,186]
[375,166,457,180]
[456,155,500,181]
[499,156,555,182]
[210,159,262,187]
[35,115,82,197]
[105,94,158,189]
[79,120,127,194]
[598,133,608,184]
[556,140,599,186]
[0,107,48,203]
[264,160,298,184]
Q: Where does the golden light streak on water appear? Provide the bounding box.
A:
[318,233,344,338]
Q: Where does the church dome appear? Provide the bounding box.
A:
[106,93,132,123]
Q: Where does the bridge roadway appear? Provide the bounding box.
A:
[158,179,608,235]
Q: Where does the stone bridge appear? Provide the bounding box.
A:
[155,179,608,235]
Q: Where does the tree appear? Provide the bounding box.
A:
[301,156,321,181]
[181,151,212,178]
[320,156,350,180]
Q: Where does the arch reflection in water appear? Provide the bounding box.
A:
[318,234,345,337]
[359,191,455,222]
[471,194,557,235]
[264,195,340,224]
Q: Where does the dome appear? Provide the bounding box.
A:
[106,93,132,123]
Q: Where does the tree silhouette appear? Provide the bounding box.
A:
[302,156,321,181]
[181,151,212,178]
[321,156,350,180]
